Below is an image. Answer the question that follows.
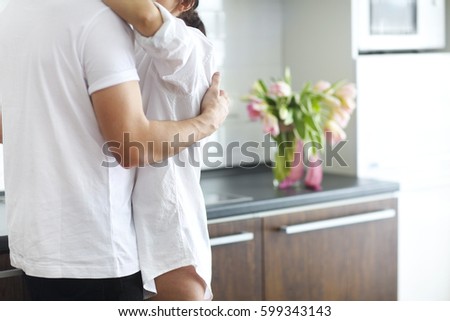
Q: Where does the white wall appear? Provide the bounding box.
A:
[198,0,284,168]
[282,0,357,176]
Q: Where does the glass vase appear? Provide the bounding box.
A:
[272,133,304,189]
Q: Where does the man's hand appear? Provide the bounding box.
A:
[199,72,229,131]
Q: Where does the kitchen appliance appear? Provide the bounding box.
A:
[355,0,446,53]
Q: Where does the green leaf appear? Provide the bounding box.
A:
[288,95,297,108]
[306,98,314,113]
[265,96,277,106]
[299,102,308,114]
[311,131,323,148]
[292,110,304,139]
[295,121,306,141]
[258,79,268,94]
[284,67,292,86]
[330,79,348,92]
[301,82,312,96]
[311,99,321,113]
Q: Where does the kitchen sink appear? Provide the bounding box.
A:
[204,192,253,206]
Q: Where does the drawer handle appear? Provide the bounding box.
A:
[0,268,23,279]
[281,209,396,235]
[210,232,254,247]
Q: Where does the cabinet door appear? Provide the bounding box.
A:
[263,198,398,301]
[208,218,262,300]
[0,253,28,300]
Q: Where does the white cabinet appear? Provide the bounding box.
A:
[398,186,450,300]
[356,53,450,300]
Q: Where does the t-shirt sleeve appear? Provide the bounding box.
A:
[82,9,139,95]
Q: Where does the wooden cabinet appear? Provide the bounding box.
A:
[263,198,397,300]
[0,253,28,300]
[208,196,398,301]
[208,218,263,301]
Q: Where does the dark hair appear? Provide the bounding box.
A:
[179,0,206,36]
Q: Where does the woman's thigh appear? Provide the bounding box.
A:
[150,265,206,301]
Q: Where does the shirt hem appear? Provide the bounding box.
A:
[88,69,139,95]
[10,253,140,279]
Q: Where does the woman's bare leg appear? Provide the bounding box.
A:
[150,265,206,301]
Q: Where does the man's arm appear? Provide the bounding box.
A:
[91,72,228,168]
[103,0,163,37]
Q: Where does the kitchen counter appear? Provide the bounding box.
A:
[202,165,400,220]
[0,166,400,253]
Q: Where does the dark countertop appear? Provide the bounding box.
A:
[0,166,400,253]
[202,165,400,220]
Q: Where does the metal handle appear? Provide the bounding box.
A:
[281,209,396,235]
[0,268,23,279]
[210,232,254,247]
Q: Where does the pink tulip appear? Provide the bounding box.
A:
[333,108,351,128]
[313,80,332,93]
[304,154,323,191]
[246,96,265,121]
[341,96,356,112]
[335,83,357,100]
[262,113,280,137]
[324,120,347,145]
[336,84,356,110]
[269,81,292,97]
[247,104,261,120]
[322,95,342,109]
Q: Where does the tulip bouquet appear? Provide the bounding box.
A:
[243,68,356,190]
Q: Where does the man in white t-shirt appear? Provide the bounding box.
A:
[0,0,228,300]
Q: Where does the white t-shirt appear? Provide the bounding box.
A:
[132,4,215,299]
[0,0,140,278]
